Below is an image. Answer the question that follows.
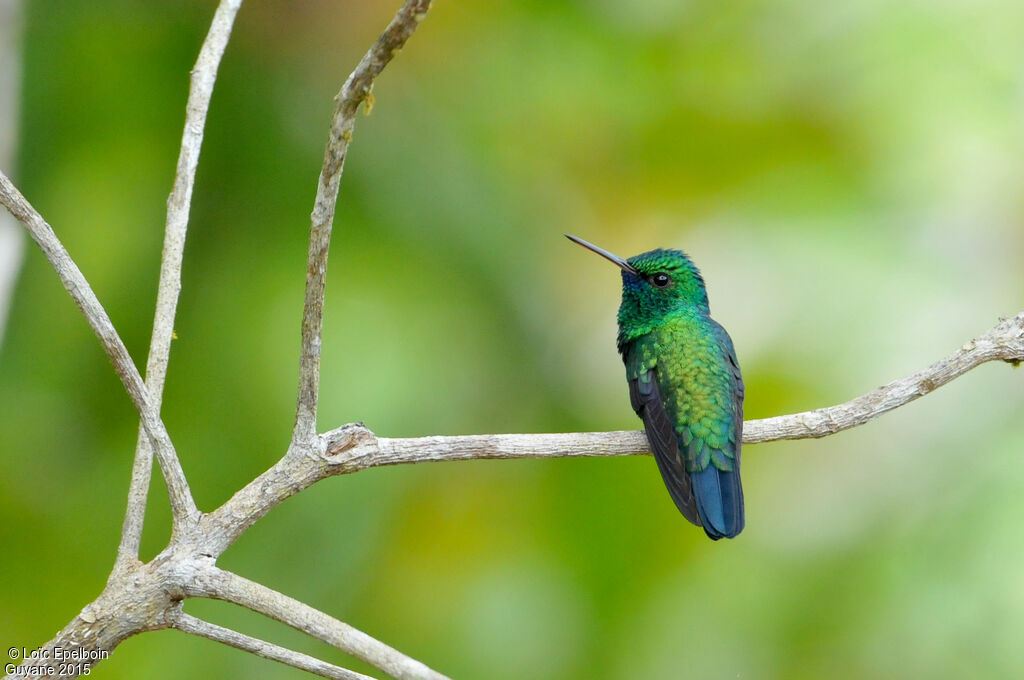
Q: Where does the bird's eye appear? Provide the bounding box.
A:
[650,273,672,288]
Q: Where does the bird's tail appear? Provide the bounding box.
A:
[690,465,744,540]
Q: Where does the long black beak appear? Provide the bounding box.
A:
[565,234,638,274]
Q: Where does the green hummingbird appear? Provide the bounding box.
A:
[567,234,745,539]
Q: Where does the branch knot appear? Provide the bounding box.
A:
[322,422,376,460]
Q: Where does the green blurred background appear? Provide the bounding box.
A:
[3,0,1024,678]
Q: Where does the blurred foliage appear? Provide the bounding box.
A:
[2,0,1024,678]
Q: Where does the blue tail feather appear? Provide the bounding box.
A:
[691,465,744,540]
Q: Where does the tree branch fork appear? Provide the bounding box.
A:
[3,0,1023,677]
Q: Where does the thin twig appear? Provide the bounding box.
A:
[116,0,243,570]
[292,0,433,447]
[171,611,378,680]
[185,568,452,680]
[0,172,199,526]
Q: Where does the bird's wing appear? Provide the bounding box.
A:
[698,319,745,537]
[710,320,744,462]
[626,347,701,527]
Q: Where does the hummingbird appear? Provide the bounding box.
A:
[567,234,745,539]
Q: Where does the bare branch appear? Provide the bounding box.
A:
[171,611,379,680]
[326,310,1024,463]
[203,312,1023,562]
[185,568,452,680]
[292,0,434,446]
[0,172,199,526]
[117,0,243,570]
[743,310,1024,442]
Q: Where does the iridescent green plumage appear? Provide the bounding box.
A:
[568,236,745,540]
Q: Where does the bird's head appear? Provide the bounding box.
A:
[566,235,710,344]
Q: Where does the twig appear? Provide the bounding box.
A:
[0,172,199,526]
[171,612,379,680]
[185,568,452,680]
[116,0,243,570]
[743,310,1024,441]
[292,0,433,446]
